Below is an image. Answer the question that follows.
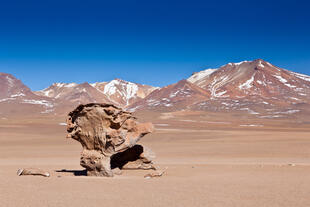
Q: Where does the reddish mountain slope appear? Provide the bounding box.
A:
[35,82,114,114]
[127,80,210,111]
[0,73,54,116]
[1,59,310,118]
[0,72,33,99]
[188,59,310,102]
[187,59,310,117]
[128,59,310,120]
[35,82,111,104]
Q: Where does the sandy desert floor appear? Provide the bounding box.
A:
[1,113,310,207]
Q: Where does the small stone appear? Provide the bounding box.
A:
[17,168,50,177]
[144,167,167,179]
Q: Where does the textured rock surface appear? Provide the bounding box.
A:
[66,103,155,177]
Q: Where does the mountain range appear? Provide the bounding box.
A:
[1,59,310,119]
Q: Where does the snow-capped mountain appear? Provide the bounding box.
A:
[35,79,157,108]
[91,79,157,107]
[129,59,310,119]
[1,59,310,118]
[0,73,54,115]
[127,80,210,111]
[187,59,310,102]
[186,59,310,117]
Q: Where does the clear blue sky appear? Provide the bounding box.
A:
[1,0,310,90]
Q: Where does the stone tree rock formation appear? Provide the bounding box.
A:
[66,103,156,177]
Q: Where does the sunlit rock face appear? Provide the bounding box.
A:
[66,103,155,177]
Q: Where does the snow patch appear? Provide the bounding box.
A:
[210,76,230,98]
[259,115,284,118]
[10,93,25,97]
[104,79,119,95]
[284,83,296,88]
[52,83,77,88]
[257,60,264,68]
[188,69,217,83]
[273,110,300,114]
[64,83,77,88]
[147,99,156,103]
[291,72,310,82]
[0,98,15,102]
[221,102,231,106]
[103,79,139,105]
[215,90,227,97]
[22,99,54,108]
[55,83,65,87]
[227,61,249,66]
[274,75,287,83]
[239,75,254,90]
[169,91,178,98]
[90,83,97,87]
[290,97,299,101]
[43,89,52,97]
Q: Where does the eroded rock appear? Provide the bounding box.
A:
[66,103,156,177]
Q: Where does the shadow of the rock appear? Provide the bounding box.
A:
[56,169,87,176]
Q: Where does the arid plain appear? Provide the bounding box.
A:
[1,0,310,205]
[1,111,310,207]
